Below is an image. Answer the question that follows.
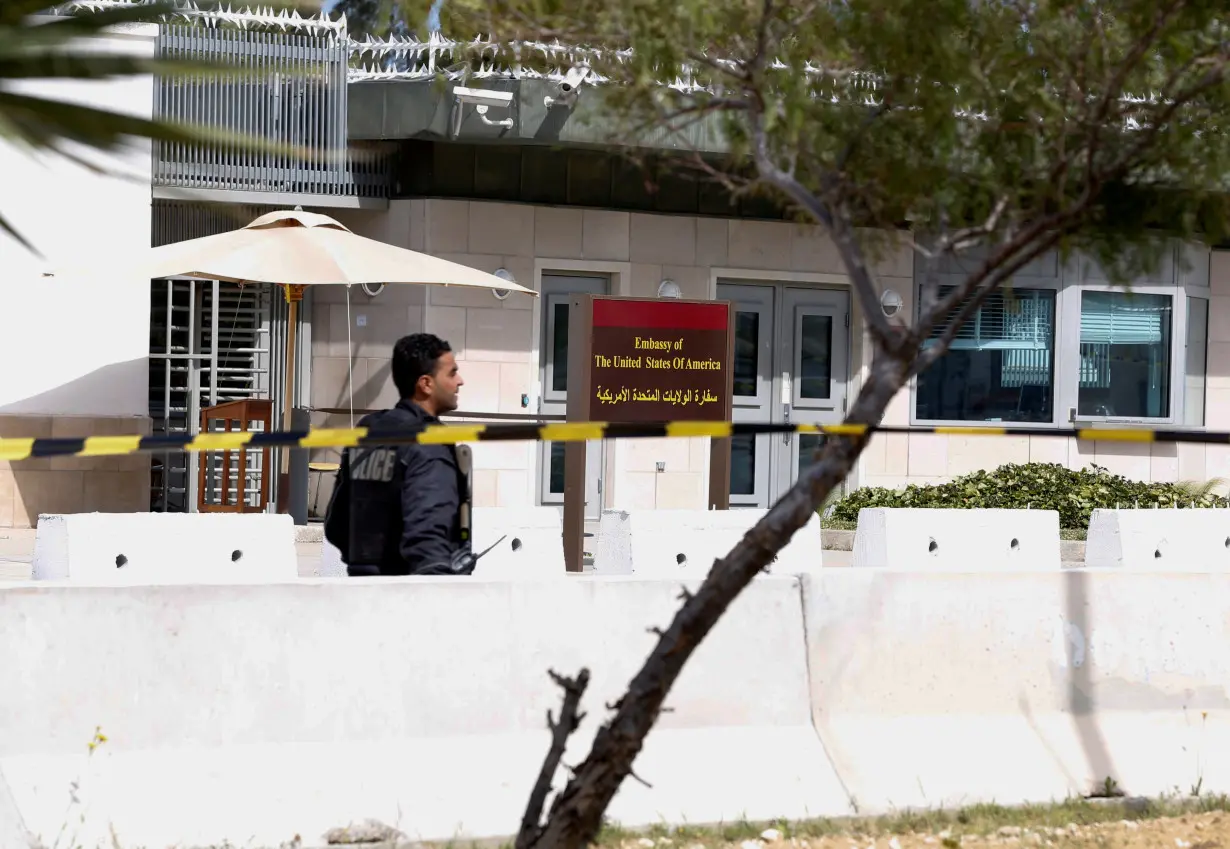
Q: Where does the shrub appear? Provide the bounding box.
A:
[828,463,1229,529]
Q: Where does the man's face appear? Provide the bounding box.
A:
[428,351,463,414]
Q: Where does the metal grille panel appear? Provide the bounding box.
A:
[154,24,390,198]
[149,201,278,513]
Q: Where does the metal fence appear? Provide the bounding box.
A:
[154,24,391,198]
[149,201,280,512]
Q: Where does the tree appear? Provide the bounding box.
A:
[0,0,312,251]
[331,0,407,38]
[396,0,1230,846]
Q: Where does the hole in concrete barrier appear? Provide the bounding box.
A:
[1154,548,1163,559]
[231,550,243,562]
[927,539,938,554]
[1224,536,1229,549]
[511,537,523,551]
[1010,538,1020,550]
[676,553,687,565]
[115,554,127,569]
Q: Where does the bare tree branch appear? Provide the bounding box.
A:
[743,103,899,348]
[516,668,590,849]
[931,196,1011,255]
[912,228,1075,375]
[521,359,905,849]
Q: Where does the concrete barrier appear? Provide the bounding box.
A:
[0,576,844,848]
[802,568,1230,811]
[0,769,32,849]
[1085,508,1230,568]
[852,507,1061,569]
[30,512,297,583]
[592,509,824,576]
[320,507,568,578]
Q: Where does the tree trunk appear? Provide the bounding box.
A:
[520,350,912,849]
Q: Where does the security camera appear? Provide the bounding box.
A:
[453,86,514,108]
[544,65,591,108]
[451,86,515,136]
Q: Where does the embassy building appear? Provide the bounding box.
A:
[0,1,1222,528]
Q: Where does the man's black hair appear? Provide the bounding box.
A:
[392,333,452,399]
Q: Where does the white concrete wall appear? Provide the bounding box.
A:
[0,576,836,848]
[0,23,154,417]
[3,569,1229,847]
[804,568,1230,809]
[851,508,1061,569]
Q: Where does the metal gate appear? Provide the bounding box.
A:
[149,201,287,512]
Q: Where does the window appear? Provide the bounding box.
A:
[913,244,1213,429]
[1077,291,1172,419]
[1185,296,1209,426]
[915,287,1056,423]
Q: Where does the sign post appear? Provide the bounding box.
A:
[563,295,734,572]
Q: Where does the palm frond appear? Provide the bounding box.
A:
[0,1,80,25]
[0,208,40,256]
[1174,477,1228,500]
[0,49,285,83]
[10,3,180,30]
[0,1,323,252]
[0,89,308,157]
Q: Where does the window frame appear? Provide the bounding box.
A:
[910,242,1212,430]
[910,271,1064,428]
[1184,293,1210,427]
[1058,281,1181,426]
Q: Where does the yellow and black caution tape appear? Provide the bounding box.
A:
[0,420,1219,462]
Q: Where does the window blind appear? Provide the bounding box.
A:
[925,286,1054,351]
[1079,292,1170,345]
[924,286,1055,388]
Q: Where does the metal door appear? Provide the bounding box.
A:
[716,281,850,507]
[539,274,608,520]
[774,286,849,497]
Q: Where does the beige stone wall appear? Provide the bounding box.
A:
[307,199,911,509]
[0,415,151,528]
[306,199,1226,510]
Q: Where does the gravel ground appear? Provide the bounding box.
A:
[608,811,1228,849]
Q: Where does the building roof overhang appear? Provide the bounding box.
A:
[347,77,731,154]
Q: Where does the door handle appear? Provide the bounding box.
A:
[782,403,791,445]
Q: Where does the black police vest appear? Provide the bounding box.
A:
[343,409,471,572]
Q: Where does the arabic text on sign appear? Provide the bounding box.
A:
[594,386,720,407]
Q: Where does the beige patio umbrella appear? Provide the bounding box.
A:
[52,208,537,435]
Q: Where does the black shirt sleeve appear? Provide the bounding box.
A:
[323,450,351,557]
[398,447,460,574]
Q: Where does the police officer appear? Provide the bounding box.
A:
[324,333,473,576]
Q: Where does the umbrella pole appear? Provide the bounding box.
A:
[281,285,305,477]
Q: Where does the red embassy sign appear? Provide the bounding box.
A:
[586,298,731,423]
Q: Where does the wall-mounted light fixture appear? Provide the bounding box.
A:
[880,288,903,318]
[492,268,514,301]
[657,279,682,299]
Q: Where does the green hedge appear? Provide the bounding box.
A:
[828,462,1229,529]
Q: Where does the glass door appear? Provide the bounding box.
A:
[717,281,850,507]
[718,282,776,508]
[776,286,849,497]
[539,274,607,520]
